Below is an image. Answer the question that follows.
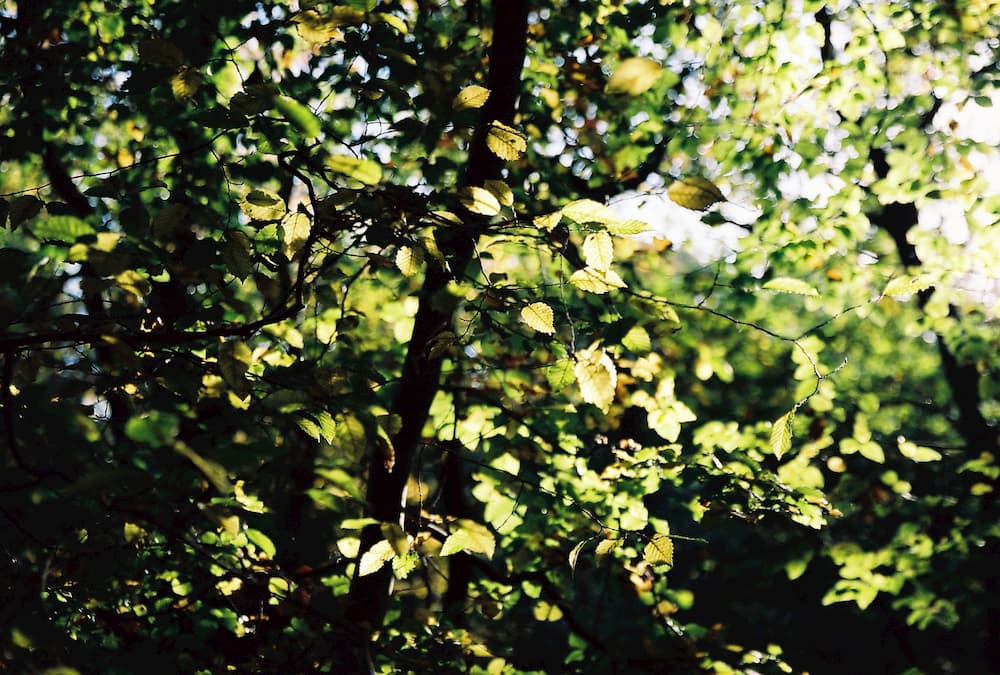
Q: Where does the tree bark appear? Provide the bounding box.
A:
[345,0,530,660]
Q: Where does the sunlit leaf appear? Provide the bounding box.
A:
[884,275,934,298]
[483,179,514,207]
[486,121,527,160]
[29,215,95,242]
[643,533,674,568]
[563,198,616,224]
[764,277,820,296]
[358,539,395,576]
[241,189,286,221]
[281,212,311,259]
[771,410,794,460]
[608,218,652,235]
[898,437,943,463]
[327,155,382,185]
[582,230,614,271]
[453,85,491,110]
[667,176,726,211]
[459,186,501,216]
[440,519,496,558]
[171,66,202,100]
[606,57,663,95]
[569,538,591,572]
[520,302,555,334]
[569,266,627,294]
[533,210,562,231]
[395,245,423,276]
[574,345,617,413]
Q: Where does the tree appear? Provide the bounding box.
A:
[1,0,997,672]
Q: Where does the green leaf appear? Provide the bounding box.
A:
[898,438,943,463]
[174,441,233,494]
[9,195,43,229]
[241,189,286,221]
[124,411,180,448]
[440,519,496,558]
[274,95,322,139]
[222,230,253,280]
[459,186,501,216]
[667,176,726,211]
[29,215,95,242]
[219,340,253,397]
[246,528,277,558]
[643,533,674,568]
[326,155,383,185]
[606,57,663,95]
[485,121,527,161]
[453,85,491,110]
[764,277,820,296]
[138,38,183,67]
[771,411,794,460]
[884,275,934,298]
[520,302,556,334]
[380,523,411,556]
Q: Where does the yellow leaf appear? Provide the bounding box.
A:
[395,245,423,276]
[281,212,311,259]
[533,601,563,622]
[897,437,942,462]
[607,218,652,235]
[440,519,496,558]
[884,274,934,298]
[358,539,395,576]
[459,186,501,216]
[174,441,233,495]
[486,121,527,160]
[595,538,619,557]
[171,66,202,100]
[763,277,819,296]
[562,198,616,224]
[483,179,514,207]
[533,210,562,231]
[453,85,491,110]
[520,302,555,334]
[241,189,286,221]
[667,176,726,211]
[606,57,663,95]
[643,533,674,567]
[568,538,591,572]
[569,266,626,294]
[293,7,365,44]
[574,345,617,413]
[771,411,794,460]
[582,231,614,271]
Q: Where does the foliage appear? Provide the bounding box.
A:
[1,0,998,673]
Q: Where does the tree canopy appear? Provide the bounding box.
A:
[1,0,998,672]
